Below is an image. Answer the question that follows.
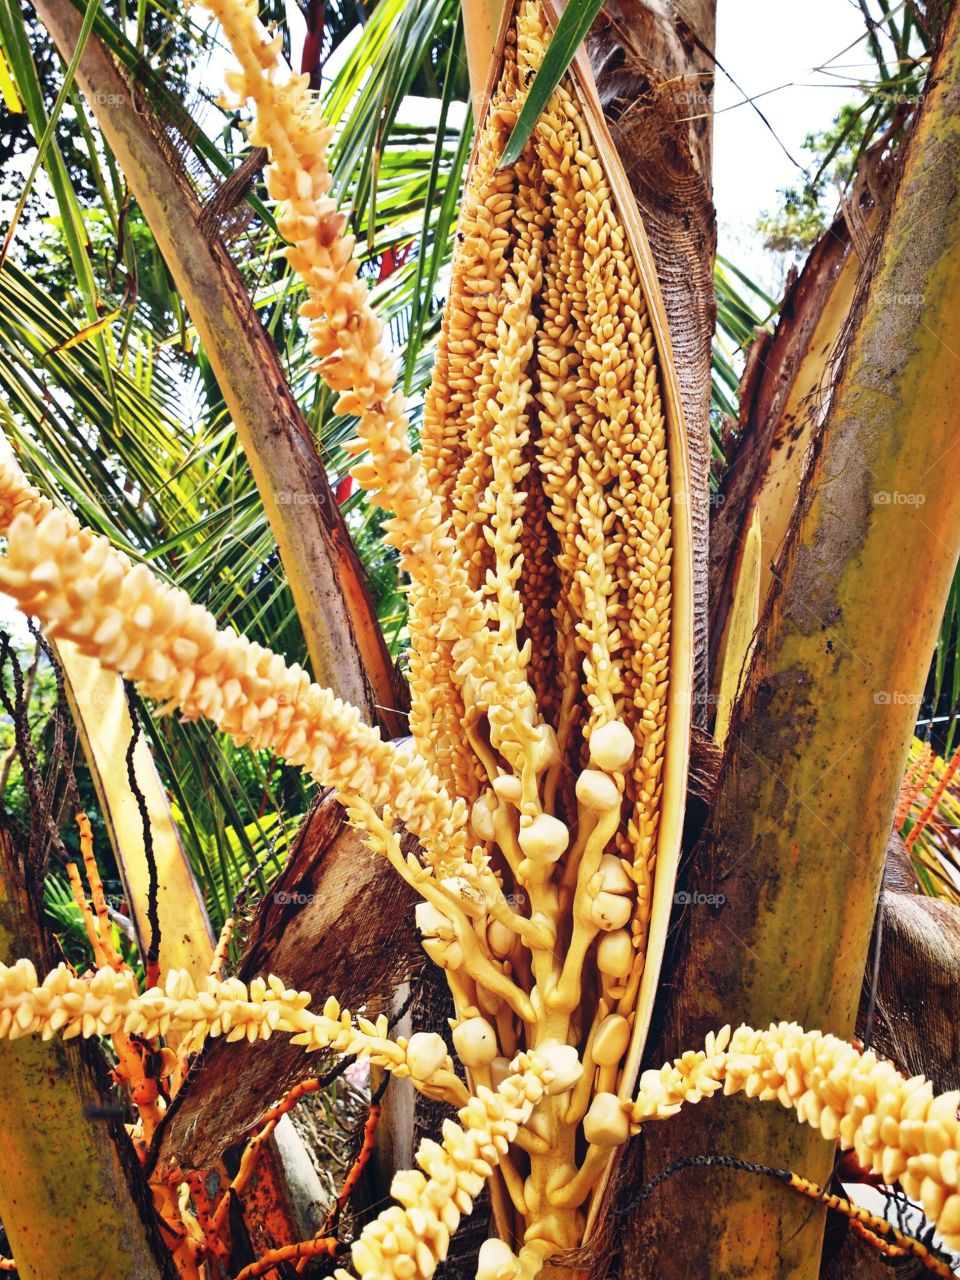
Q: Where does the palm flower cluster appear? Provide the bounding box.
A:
[0,0,951,1277]
[0,958,469,1098]
[0,0,690,1264]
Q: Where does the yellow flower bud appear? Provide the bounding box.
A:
[575,769,620,812]
[517,814,569,863]
[583,1093,630,1147]
[452,1016,499,1067]
[592,1014,631,1068]
[476,1237,521,1280]
[597,854,633,895]
[405,1032,449,1083]
[536,1040,582,1094]
[589,891,633,931]
[596,929,633,977]
[588,720,635,772]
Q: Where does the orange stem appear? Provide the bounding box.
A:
[209,916,234,981]
[905,743,960,852]
[333,1100,382,1220]
[257,1077,322,1128]
[183,1167,232,1271]
[896,742,934,830]
[210,1077,326,1250]
[66,861,108,967]
[848,1217,953,1277]
[788,1173,954,1279]
[76,811,116,959]
[232,1236,341,1279]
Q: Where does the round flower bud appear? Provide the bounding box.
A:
[517,813,569,863]
[487,919,516,959]
[452,1016,499,1067]
[592,1014,631,1068]
[589,890,633,931]
[492,774,522,805]
[598,854,633,896]
[536,1040,583,1094]
[589,719,636,772]
[476,1238,521,1280]
[583,1092,630,1147]
[575,769,620,812]
[471,791,498,843]
[531,722,560,771]
[405,1032,448,1082]
[597,929,633,977]
[414,901,452,940]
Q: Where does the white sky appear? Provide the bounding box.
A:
[714,0,877,291]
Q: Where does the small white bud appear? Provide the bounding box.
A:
[405,1032,448,1082]
[589,719,636,772]
[452,1016,499,1067]
[598,854,633,895]
[415,901,452,940]
[471,791,498,842]
[596,929,633,977]
[517,813,569,863]
[476,1238,521,1280]
[592,1014,631,1068]
[589,890,633,931]
[575,769,620,812]
[531,722,560,771]
[583,1092,630,1147]
[492,774,522,805]
[536,1040,583,1094]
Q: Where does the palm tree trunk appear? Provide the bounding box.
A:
[626,7,960,1273]
[709,201,881,682]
